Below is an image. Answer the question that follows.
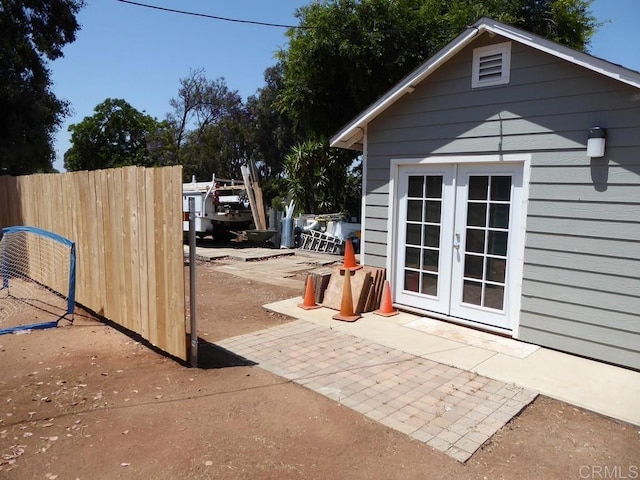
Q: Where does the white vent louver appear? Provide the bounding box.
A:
[472,42,511,88]
[478,52,504,81]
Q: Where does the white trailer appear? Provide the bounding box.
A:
[182,175,253,240]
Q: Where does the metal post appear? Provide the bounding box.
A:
[188,197,198,367]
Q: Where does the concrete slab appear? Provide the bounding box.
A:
[185,244,296,262]
[264,297,640,427]
[422,346,497,371]
[185,242,341,264]
[405,318,539,359]
[185,245,340,289]
[474,348,640,426]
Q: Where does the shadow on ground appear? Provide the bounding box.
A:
[197,339,257,369]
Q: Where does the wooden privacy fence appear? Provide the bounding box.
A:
[0,166,186,360]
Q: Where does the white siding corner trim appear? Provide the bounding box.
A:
[360,126,368,265]
[472,42,512,88]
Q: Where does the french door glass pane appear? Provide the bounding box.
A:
[486,257,506,282]
[467,203,487,227]
[463,280,482,305]
[490,176,512,201]
[405,247,420,269]
[404,270,420,292]
[487,231,508,256]
[425,200,442,223]
[425,176,443,198]
[422,249,439,272]
[489,204,510,228]
[408,176,424,197]
[465,229,485,253]
[468,176,489,200]
[406,224,421,245]
[421,273,438,296]
[423,225,440,247]
[464,254,484,279]
[484,284,505,309]
[407,200,423,221]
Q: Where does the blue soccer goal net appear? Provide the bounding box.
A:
[0,226,76,334]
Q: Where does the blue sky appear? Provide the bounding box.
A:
[50,0,638,171]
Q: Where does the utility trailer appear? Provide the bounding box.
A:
[182,175,253,241]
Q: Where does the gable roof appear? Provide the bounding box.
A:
[330,17,640,150]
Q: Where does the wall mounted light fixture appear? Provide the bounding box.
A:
[587,126,606,157]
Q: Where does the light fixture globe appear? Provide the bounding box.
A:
[587,126,606,158]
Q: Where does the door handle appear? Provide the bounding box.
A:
[453,232,461,250]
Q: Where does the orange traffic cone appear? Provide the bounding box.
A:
[374,280,399,317]
[332,269,361,322]
[340,238,362,271]
[298,274,321,310]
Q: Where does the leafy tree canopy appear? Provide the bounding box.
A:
[277,0,599,139]
[0,0,84,175]
[64,98,165,171]
[246,63,298,178]
[283,139,361,215]
[165,69,250,181]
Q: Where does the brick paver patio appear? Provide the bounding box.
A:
[216,319,537,462]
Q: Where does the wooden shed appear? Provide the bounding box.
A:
[330,17,640,370]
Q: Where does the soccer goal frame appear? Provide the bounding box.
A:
[0,226,76,334]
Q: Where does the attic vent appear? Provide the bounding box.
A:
[472,42,511,88]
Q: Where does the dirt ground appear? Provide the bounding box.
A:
[0,256,638,479]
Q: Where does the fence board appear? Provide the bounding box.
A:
[122,167,138,333]
[89,170,106,315]
[167,166,185,358]
[153,168,168,350]
[137,170,149,340]
[144,169,157,345]
[102,169,116,320]
[0,167,187,361]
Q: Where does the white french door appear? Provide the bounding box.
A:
[394,163,524,331]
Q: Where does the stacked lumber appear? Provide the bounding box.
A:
[240,162,266,230]
[319,266,386,314]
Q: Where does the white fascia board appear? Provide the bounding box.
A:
[482,18,640,89]
[330,26,481,149]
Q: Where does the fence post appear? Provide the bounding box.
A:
[188,197,197,367]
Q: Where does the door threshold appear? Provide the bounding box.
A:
[396,305,540,359]
[395,303,513,337]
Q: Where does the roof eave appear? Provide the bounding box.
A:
[330,17,640,151]
[482,18,640,90]
[329,25,482,149]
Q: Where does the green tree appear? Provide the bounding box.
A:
[64,98,164,171]
[179,106,252,181]
[246,63,298,178]
[166,69,248,179]
[0,0,84,175]
[283,139,360,216]
[246,63,300,208]
[277,0,598,139]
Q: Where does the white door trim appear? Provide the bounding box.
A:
[387,154,531,336]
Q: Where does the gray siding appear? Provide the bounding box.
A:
[362,32,640,369]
